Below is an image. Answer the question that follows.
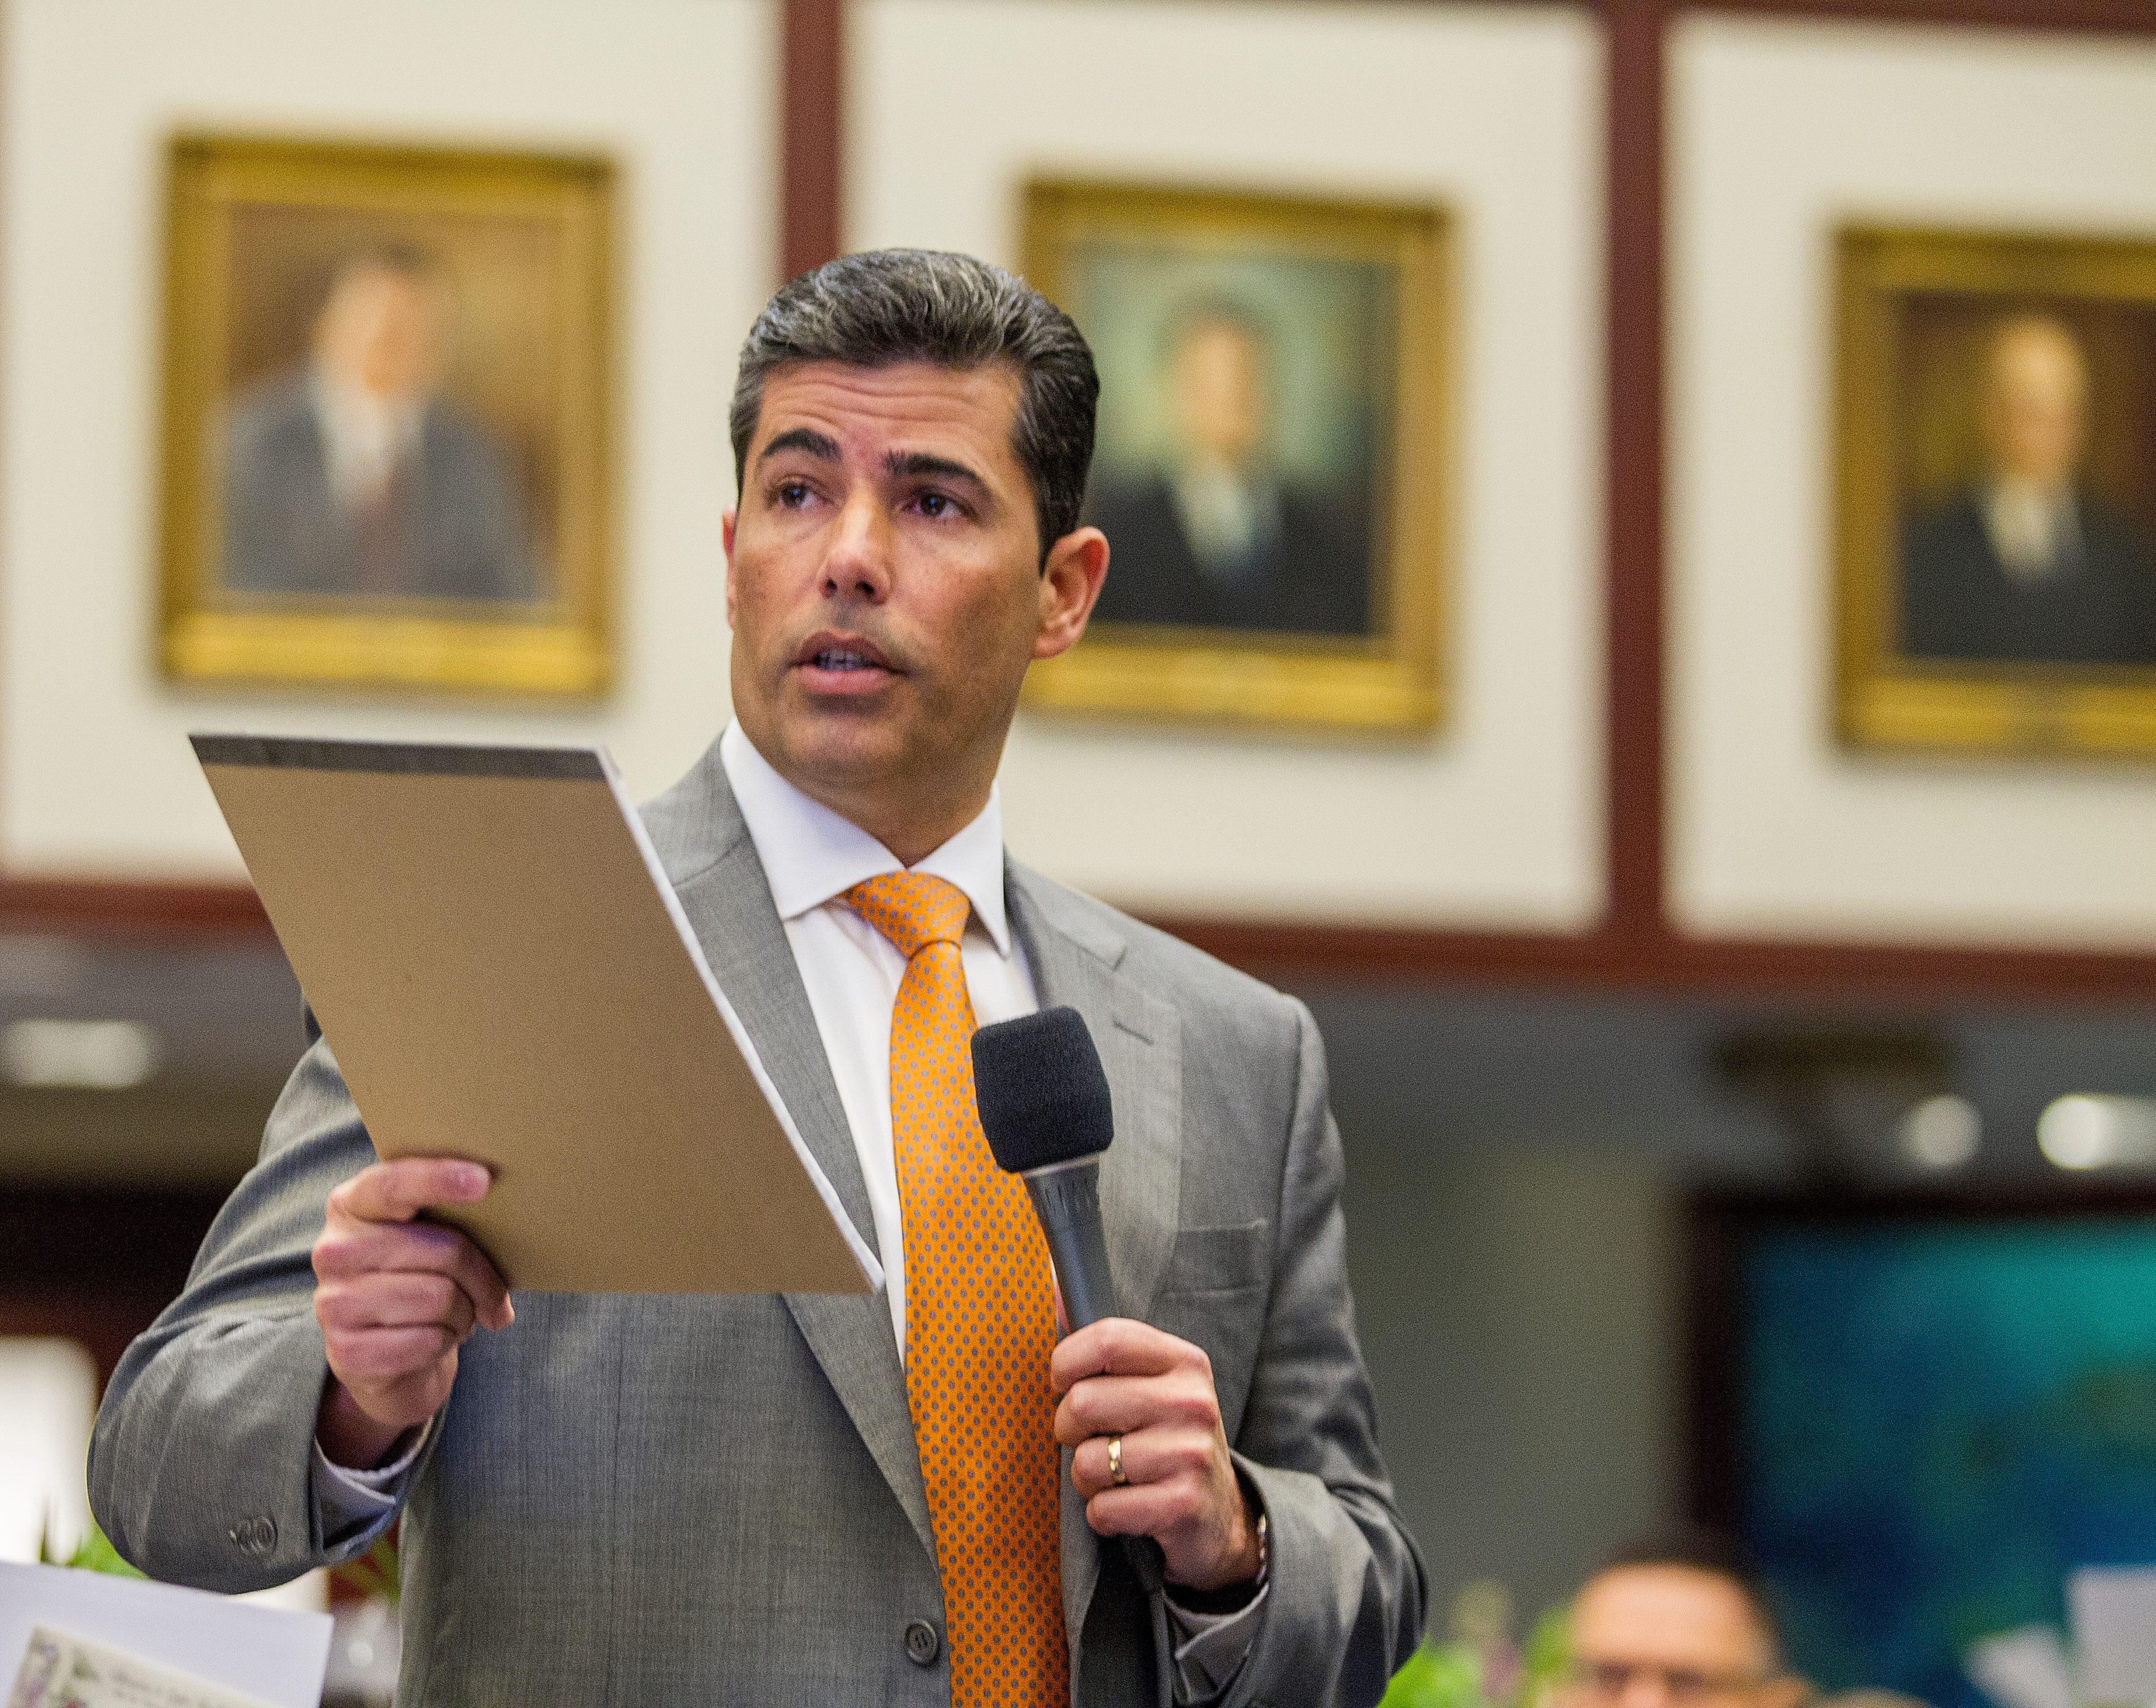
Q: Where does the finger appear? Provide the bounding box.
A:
[1068,1425,1218,1499]
[325,1323,461,1383]
[1055,1372,1217,1446]
[333,1157,493,1226]
[1081,1479,1204,1542]
[314,1216,486,1284]
[1069,1431,1138,1500]
[316,1272,477,1341]
[441,1234,514,1332]
[314,1217,513,1332]
[1049,1317,1194,1394]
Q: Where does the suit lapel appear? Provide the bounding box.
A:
[651,748,938,1569]
[1007,862,1183,1656]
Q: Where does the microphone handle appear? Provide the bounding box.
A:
[1019,1164,1171,1602]
[1023,1164,1117,1329]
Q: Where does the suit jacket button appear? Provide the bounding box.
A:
[903,1619,941,1666]
[227,1515,277,1556]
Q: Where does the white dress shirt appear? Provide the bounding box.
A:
[719,720,1031,1358]
[315,722,1264,1696]
[1983,479,2083,582]
[309,370,421,512]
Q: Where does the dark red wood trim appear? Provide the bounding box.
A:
[780,0,845,281]
[1149,918,2156,1006]
[1675,0,2156,35]
[0,878,267,938]
[5,875,2147,1007]
[1604,0,1671,940]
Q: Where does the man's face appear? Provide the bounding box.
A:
[1170,318,1270,469]
[723,360,1101,843]
[314,266,444,404]
[1563,1568,1800,1708]
[1981,317,2088,492]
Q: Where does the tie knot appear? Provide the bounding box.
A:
[844,871,971,959]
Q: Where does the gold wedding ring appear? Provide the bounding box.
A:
[1107,1434,1129,1486]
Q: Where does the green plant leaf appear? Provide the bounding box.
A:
[61,1523,146,1579]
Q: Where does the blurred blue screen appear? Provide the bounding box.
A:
[1745,1218,2156,1706]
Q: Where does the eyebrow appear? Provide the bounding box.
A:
[883,448,992,498]
[755,427,842,468]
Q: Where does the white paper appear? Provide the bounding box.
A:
[2071,1566,2156,1706]
[7,1624,275,1708]
[0,1564,328,1708]
[1965,1624,2075,1708]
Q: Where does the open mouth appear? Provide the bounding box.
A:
[793,631,901,690]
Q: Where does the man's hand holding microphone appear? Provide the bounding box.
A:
[975,1008,1266,1599]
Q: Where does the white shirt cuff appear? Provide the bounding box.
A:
[1163,1577,1270,1702]
[310,1420,431,1544]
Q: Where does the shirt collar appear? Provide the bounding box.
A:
[717,721,1011,955]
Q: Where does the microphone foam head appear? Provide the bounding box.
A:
[971,1006,1114,1173]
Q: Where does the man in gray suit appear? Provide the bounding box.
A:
[91,251,1422,1705]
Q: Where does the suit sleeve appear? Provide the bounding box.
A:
[87,1019,429,1590]
[1223,996,1427,1708]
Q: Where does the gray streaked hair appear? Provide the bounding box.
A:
[728,249,1099,561]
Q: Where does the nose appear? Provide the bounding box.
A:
[821,488,891,604]
[1619,1674,1672,1708]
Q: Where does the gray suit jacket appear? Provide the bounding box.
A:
[89,740,1424,1706]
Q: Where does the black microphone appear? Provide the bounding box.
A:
[971,1006,1119,1329]
[973,1006,1170,1605]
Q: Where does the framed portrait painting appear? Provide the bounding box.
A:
[1020,181,1451,733]
[1835,227,2156,758]
[158,136,615,698]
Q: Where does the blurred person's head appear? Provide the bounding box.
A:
[1980,314,2089,495]
[1165,302,1272,472]
[312,244,450,406]
[1564,1532,1806,1708]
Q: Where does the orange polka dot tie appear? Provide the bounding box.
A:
[843,872,1068,1708]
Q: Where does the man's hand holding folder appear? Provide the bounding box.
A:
[311,1158,513,1468]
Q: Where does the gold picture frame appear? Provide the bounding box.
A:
[1835,226,2156,758]
[1021,180,1451,733]
[159,135,616,698]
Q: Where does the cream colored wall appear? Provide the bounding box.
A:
[1669,17,2156,949]
[0,0,772,878]
[4,0,1605,929]
[851,0,1608,928]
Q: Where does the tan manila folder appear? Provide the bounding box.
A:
[193,734,879,1297]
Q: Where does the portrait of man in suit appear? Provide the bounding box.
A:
[1899,312,2156,668]
[1019,182,1447,732]
[159,137,614,696]
[93,251,1424,1705]
[220,243,539,604]
[1088,300,1371,636]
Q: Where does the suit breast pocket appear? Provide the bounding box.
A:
[1150,1221,1271,1440]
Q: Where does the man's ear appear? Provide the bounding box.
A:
[1758,1675,1812,1708]
[722,505,739,628]
[1034,525,1109,662]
